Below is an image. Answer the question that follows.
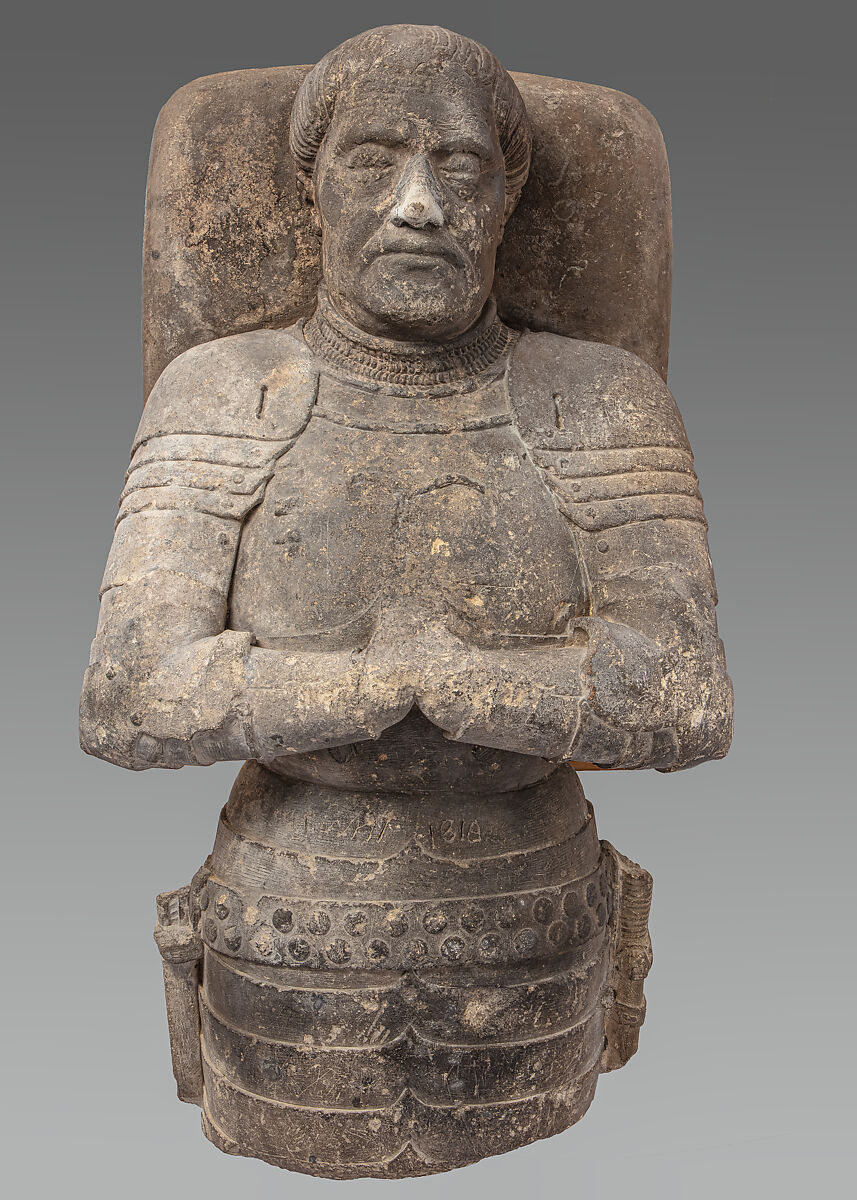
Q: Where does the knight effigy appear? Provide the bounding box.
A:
[80,25,732,1177]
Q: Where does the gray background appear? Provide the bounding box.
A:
[1,1,854,1197]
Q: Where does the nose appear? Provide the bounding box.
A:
[389,155,445,230]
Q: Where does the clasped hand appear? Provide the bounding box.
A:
[133,604,589,768]
[364,603,588,758]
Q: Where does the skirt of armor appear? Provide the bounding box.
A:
[187,717,636,1178]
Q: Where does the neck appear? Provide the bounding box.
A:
[303,288,516,394]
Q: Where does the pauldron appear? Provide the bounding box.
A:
[116,325,320,531]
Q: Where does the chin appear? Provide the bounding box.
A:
[361,274,479,339]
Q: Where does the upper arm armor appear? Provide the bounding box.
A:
[115,325,319,532]
[510,331,731,768]
[509,330,715,600]
[82,325,321,769]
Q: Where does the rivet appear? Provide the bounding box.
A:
[596,539,609,553]
[345,912,366,936]
[366,939,389,963]
[423,911,447,935]
[272,908,293,933]
[326,939,351,964]
[513,928,537,955]
[288,937,311,961]
[441,936,465,961]
[477,933,501,960]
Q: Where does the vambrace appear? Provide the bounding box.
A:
[533,444,733,770]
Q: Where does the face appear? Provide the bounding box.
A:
[312,63,507,341]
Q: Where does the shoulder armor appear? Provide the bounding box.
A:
[134,324,319,447]
[119,325,319,525]
[510,331,704,531]
[509,330,689,451]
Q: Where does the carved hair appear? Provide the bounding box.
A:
[289,24,532,218]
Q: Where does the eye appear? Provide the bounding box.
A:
[440,152,482,181]
[345,145,394,172]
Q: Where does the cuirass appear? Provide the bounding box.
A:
[226,372,588,648]
[228,372,587,649]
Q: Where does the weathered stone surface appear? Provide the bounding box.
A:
[82,22,731,1179]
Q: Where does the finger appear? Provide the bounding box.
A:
[134,733,195,769]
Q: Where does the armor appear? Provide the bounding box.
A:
[83,300,728,1176]
[82,306,729,775]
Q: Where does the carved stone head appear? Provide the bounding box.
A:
[289,25,532,340]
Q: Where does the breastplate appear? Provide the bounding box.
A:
[228,372,587,649]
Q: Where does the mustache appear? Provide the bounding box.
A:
[360,227,469,269]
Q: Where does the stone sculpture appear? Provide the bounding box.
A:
[80,24,732,1178]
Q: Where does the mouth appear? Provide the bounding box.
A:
[368,233,460,268]
[382,250,453,270]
